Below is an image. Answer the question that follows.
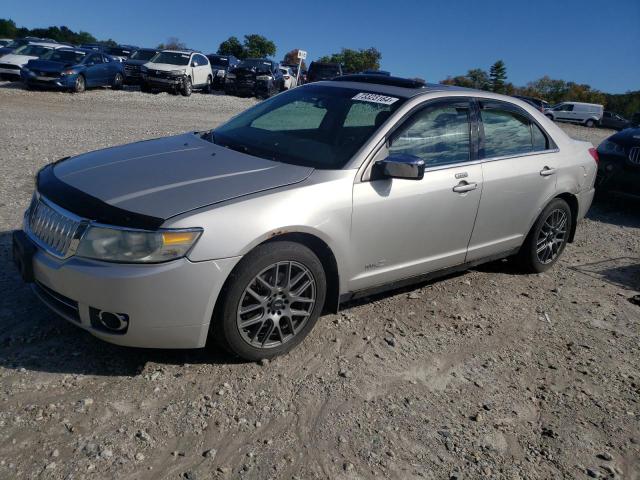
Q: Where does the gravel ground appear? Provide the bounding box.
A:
[0,83,638,480]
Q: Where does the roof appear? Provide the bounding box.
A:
[162,49,198,54]
[322,75,475,98]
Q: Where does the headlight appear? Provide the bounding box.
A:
[600,140,625,155]
[170,69,185,76]
[61,69,76,76]
[256,75,272,81]
[226,73,236,79]
[140,66,148,73]
[216,70,225,77]
[76,226,202,263]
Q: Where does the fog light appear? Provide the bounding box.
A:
[89,307,129,334]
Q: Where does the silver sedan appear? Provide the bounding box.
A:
[13,75,598,360]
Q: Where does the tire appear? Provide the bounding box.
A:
[212,241,327,361]
[517,198,572,273]
[203,75,212,93]
[585,119,595,128]
[72,75,86,93]
[180,76,192,97]
[112,72,123,90]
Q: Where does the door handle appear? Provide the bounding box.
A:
[452,181,478,193]
[540,167,557,177]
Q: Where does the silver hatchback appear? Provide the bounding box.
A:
[14,75,598,360]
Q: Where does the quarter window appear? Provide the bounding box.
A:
[389,101,471,167]
[480,102,550,157]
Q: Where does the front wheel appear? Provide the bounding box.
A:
[585,119,595,128]
[212,241,327,361]
[181,76,192,96]
[517,198,572,273]
[72,75,86,93]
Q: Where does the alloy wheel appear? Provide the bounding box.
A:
[236,261,316,349]
[536,208,568,264]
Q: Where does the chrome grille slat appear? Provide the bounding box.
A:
[629,147,640,165]
[26,197,82,258]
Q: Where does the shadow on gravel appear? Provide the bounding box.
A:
[0,231,243,378]
[588,194,640,229]
[569,257,640,291]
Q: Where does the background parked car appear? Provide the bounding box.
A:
[21,48,125,93]
[224,58,284,98]
[279,66,297,89]
[361,69,391,76]
[600,111,631,131]
[206,54,240,90]
[0,38,12,48]
[544,101,603,127]
[123,48,159,85]
[0,37,54,56]
[596,127,640,197]
[79,43,105,52]
[513,94,550,112]
[0,42,68,80]
[105,45,138,62]
[141,50,212,96]
[306,61,342,82]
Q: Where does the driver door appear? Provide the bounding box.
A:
[348,98,483,292]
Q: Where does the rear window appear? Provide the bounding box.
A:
[480,101,551,157]
[208,55,230,67]
[129,49,157,61]
[312,64,341,76]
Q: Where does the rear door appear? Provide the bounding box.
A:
[467,99,559,261]
[554,103,575,122]
[349,98,483,291]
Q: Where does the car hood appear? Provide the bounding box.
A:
[125,59,148,66]
[48,132,314,222]
[0,53,36,66]
[607,128,640,147]
[25,59,77,73]
[144,62,187,71]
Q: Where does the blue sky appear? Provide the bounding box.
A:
[4,0,639,93]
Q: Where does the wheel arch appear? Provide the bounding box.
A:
[554,192,579,242]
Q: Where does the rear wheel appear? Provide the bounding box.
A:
[72,75,86,93]
[545,114,554,120]
[212,241,326,361]
[203,75,212,93]
[517,198,572,273]
[112,72,123,90]
[181,76,192,96]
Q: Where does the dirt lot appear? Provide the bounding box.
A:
[0,83,638,480]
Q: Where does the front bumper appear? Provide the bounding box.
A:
[24,237,240,349]
[142,74,183,88]
[0,66,21,78]
[596,154,640,197]
[21,70,76,89]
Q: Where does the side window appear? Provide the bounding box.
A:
[191,55,199,66]
[565,104,574,111]
[87,54,102,64]
[480,101,550,157]
[197,54,208,66]
[344,101,392,127]
[389,101,471,167]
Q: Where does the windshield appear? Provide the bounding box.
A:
[107,47,132,56]
[130,49,157,61]
[209,85,405,169]
[313,64,341,76]
[42,50,86,64]
[149,51,190,65]
[208,55,229,67]
[14,44,53,57]
[238,59,272,71]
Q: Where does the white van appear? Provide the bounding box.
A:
[544,102,604,127]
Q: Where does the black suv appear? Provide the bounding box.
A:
[207,54,240,89]
[224,58,284,98]
[123,48,160,85]
[306,61,342,83]
[600,111,631,131]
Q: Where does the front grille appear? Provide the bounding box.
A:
[629,147,640,165]
[0,62,20,70]
[148,70,177,79]
[124,65,140,76]
[33,70,59,78]
[26,198,83,258]
[33,282,81,323]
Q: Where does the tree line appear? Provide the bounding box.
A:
[442,60,640,119]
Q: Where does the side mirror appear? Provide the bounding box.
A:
[375,153,425,180]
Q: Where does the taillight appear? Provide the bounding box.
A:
[588,147,599,165]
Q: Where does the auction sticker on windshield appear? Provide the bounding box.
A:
[352,92,399,105]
